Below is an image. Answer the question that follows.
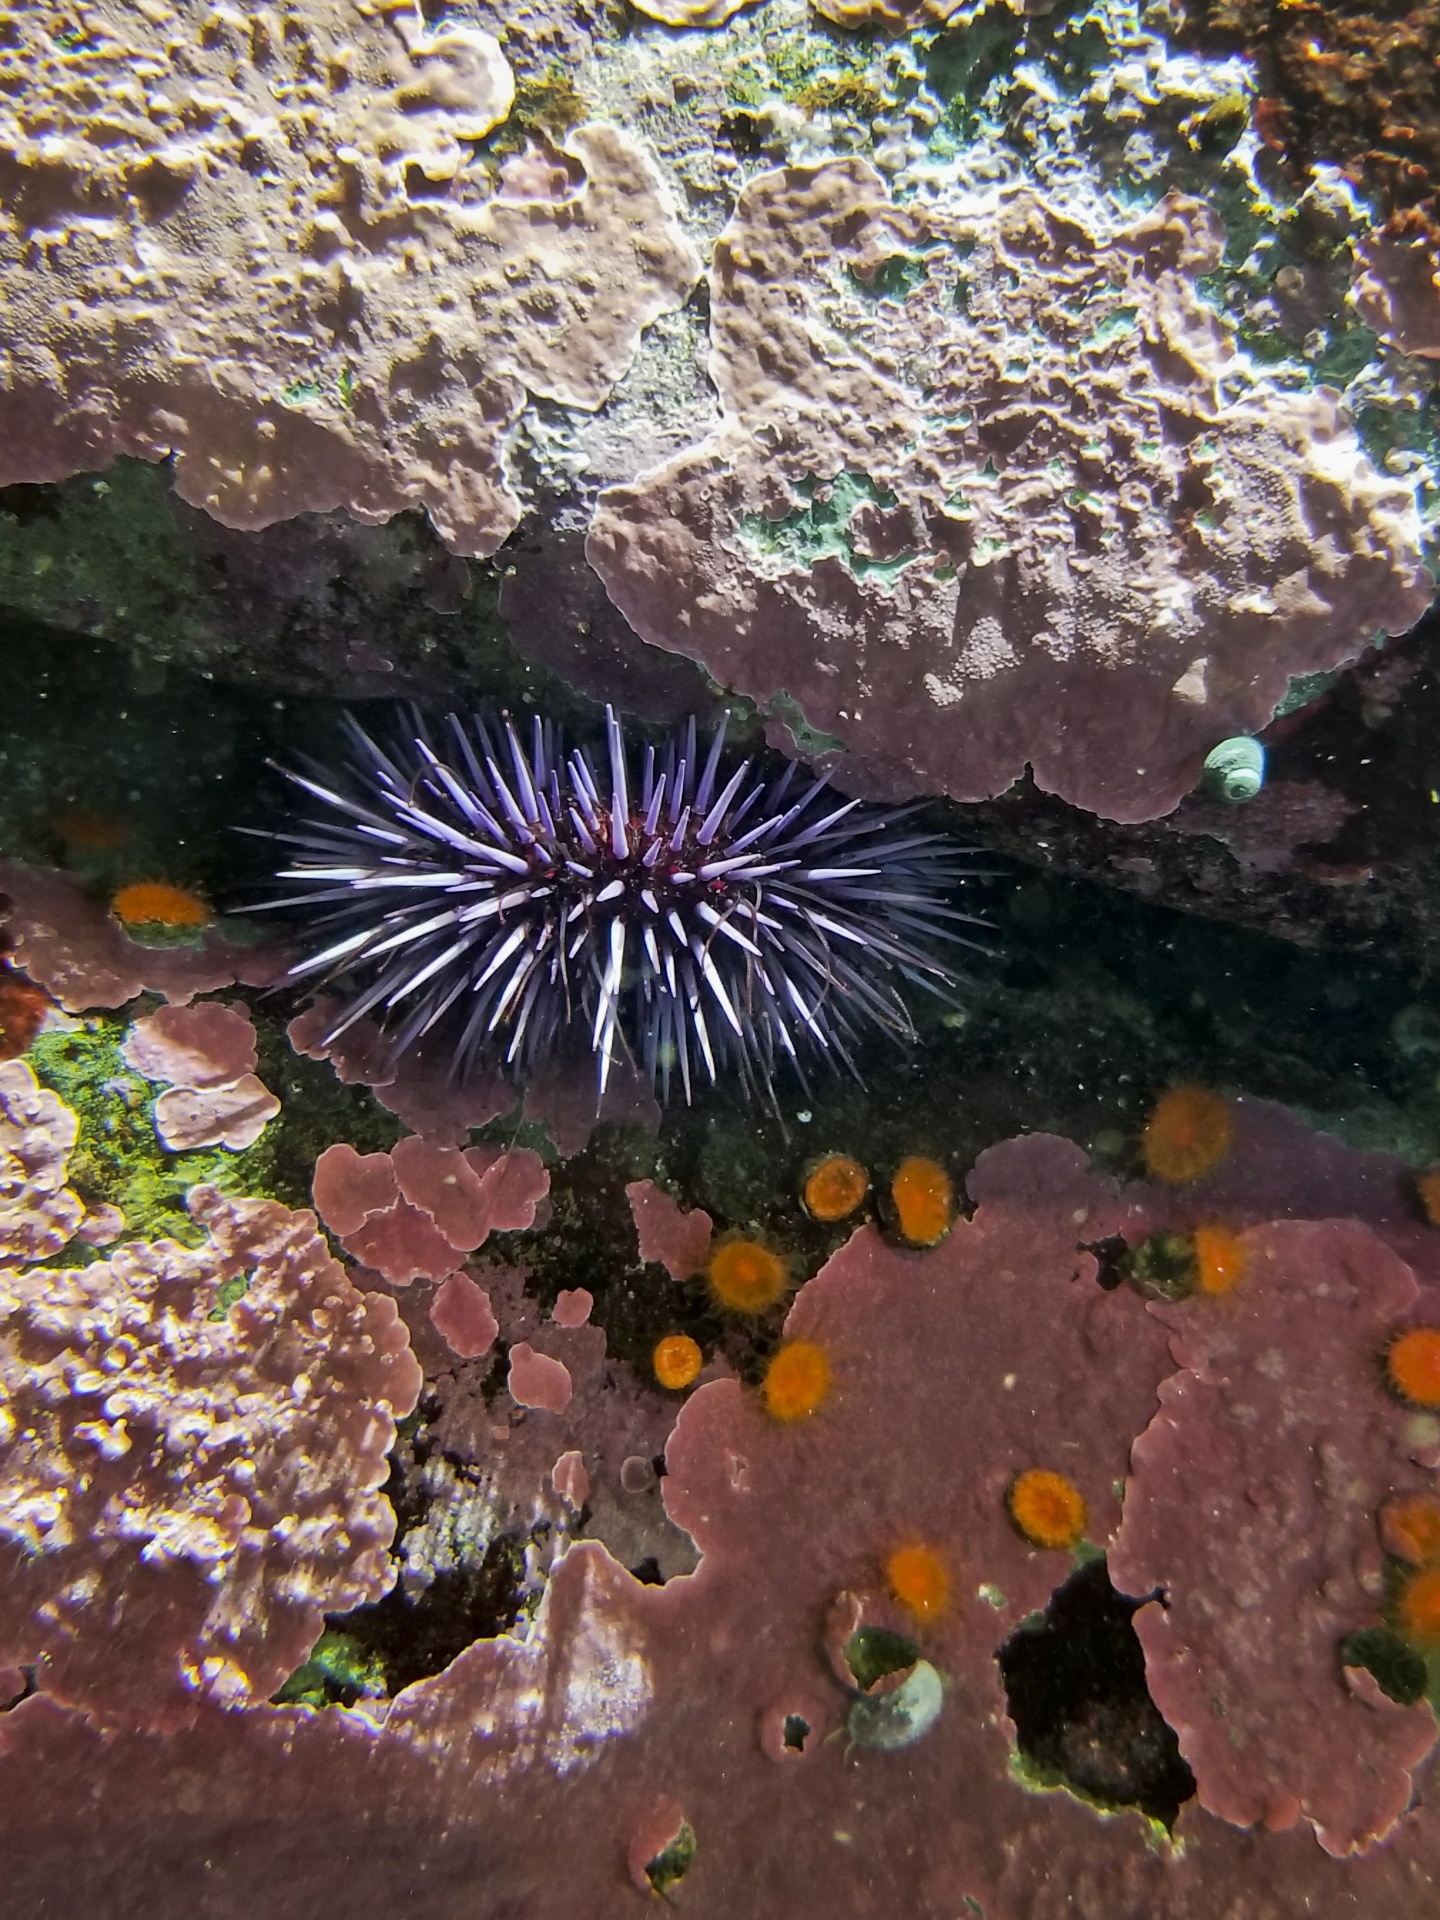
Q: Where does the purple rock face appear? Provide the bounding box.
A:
[587,165,1429,825]
[1111,1217,1437,1855]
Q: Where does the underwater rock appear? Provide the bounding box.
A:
[1111,1218,1439,1856]
[0,6,699,556]
[0,1181,420,1727]
[312,1139,548,1286]
[5,1119,1440,1909]
[0,860,286,1012]
[588,168,1428,824]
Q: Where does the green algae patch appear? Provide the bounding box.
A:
[272,1629,389,1710]
[643,1822,696,1899]
[768,692,847,759]
[26,1018,280,1251]
[739,473,919,584]
[24,1002,403,1255]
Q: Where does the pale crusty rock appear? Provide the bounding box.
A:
[1354,233,1440,360]
[0,1,700,555]
[151,1074,282,1151]
[0,1183,421,1726]
[810,0,969,27]
[629,0,755,23]
[0,1061,85,1262]
[588,162,1431,823]
[121,1002,281,1151]
[120,1002,259,1091]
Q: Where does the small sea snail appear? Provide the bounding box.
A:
[1201,736,1265,804]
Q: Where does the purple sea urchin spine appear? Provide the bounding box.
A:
[264,707,985,1104]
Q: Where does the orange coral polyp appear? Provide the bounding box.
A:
[112,881,211,929]
[1193,1224,1246,1297]
[802,1153,869,1224]
[889,1156,953,1247]
[1398,1564,1440,1648]
[652,1333,703,1392]
[886,1543,950,1622]
[1142,1086,1235,1185]
[762,1340,831,1421]
[1417,1169,1440,1228]
[1008,1469,1088,1551]
[1380,1493,1440,1567]
[706,1237,788,1315]
[1387,1327,1440,1409]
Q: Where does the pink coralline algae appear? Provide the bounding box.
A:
[0,860,285,1012]
[429,1271,500,1360]
[288,996,658,1156]
[3,1126,1440,1912]
[1122,1092,1440,1296]
[312,1139,549,1287]
[2,4,700,555]
[508,1342,575,1414]
[626,1177,714,1280]
[121,1001,280,1152]
[0,1058,86,1261]
[588,166,1429,824]
[0,1183,420,1729]
[120,1001,258,1088]
[1110,1219,1438,1855]
[404,1258,693,1591]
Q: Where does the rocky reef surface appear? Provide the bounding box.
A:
[6,0,1440,1912]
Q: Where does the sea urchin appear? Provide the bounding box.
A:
[262,706,983,1103]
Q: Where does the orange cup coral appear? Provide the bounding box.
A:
[112,881,211,929]
[1387,1327,1440,1409]
[762,1340,831,1422]
[706,1236,789,1315]
[802,1153,869,1224]
[1193,1224,1246,1297]
[1380,1493,1440,1567]
[888,1156,953,1247]
[1007,1469,1088,1551]
[886,1543,950,1622]
[1142,1086,1234,1185]
[1397,1564,1440,1648]
[652,1333,703,1392]
[1417,1169,1440,1229]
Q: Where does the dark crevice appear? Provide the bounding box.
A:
[0,1664,38,1713]
[998,1558,1195,1828]
[328,1533,531,1698]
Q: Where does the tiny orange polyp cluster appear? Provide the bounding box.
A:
[889,1155,953,1247]
[1008,1469,1088,1551]
[652,1333,702,1392]
[706,1236,789,1315]
[1416,1169,1440,1228]
[802,1153,869,1224]
[762,1340,831,1422]
[111,881,211,929]
[1141,1086,1234,1185]
[1397,1565,1440,1649]
[1192,1223,1246,1297]
[1381,1492,1440,1567]
[1386,1327,1440,1409]
[886,1543,950,1622]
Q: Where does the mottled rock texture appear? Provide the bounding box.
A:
[0,1,699,553]
[589,163,1428,823]
[0,1180,421,1726]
